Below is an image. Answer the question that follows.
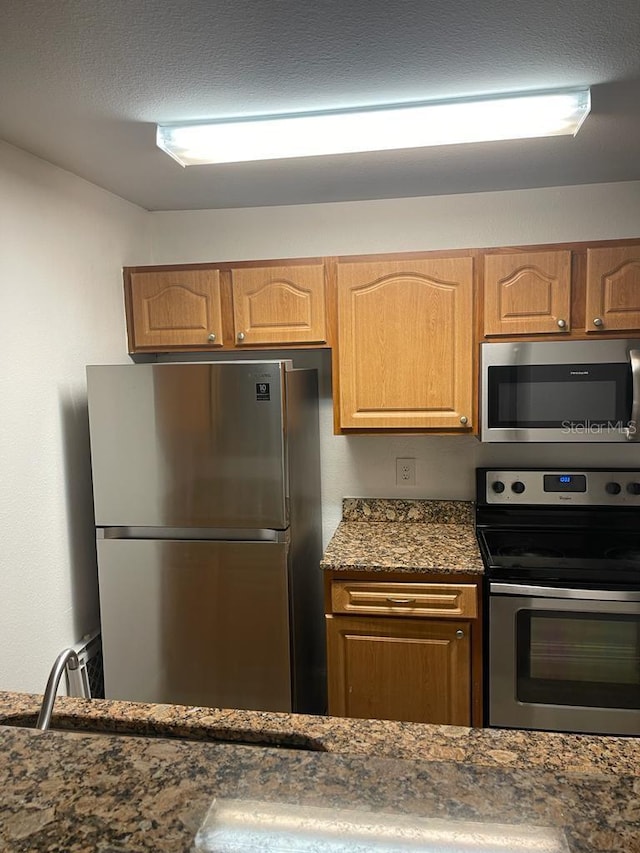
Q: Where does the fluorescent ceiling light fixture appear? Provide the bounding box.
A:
[156,88,591,166]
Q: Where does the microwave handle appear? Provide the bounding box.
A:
[629,349,640,441]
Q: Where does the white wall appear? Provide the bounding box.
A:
[149,182,640,261]
[0,141,150,692]
[148,182,640,545]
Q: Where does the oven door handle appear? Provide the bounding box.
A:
[628,349,640,441]
[489,582,640,602]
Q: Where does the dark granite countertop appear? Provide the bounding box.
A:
[321,499,484,574]
[1,692,640,851]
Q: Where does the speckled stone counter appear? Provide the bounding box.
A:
[1,692,640,851]
[3,692,640,776]
[321,498,483,574]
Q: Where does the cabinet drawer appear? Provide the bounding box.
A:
[330,581,477,618]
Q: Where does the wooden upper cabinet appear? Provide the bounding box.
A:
[337,257,474,430]
[230,264,326,346]
[585,245,640,333]
[127,269,223,350]
[483,250,572,336]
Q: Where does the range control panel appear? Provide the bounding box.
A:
[480,469,640,506]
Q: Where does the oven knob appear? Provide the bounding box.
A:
[511,481,526,494]
[492,481,505,494]
[606,481,622,495]
[627,482,640,495]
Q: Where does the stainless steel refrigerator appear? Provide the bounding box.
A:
[86,360,325,714]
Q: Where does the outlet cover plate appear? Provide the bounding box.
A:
[396,457,416,486]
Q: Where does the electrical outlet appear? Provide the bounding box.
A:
[396,457,416,486]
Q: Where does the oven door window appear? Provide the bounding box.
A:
[516,610,640,709]
[488,363,631,429]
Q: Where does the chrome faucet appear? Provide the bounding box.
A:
[36,648,80,730]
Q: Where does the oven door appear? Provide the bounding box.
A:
[489,583,640,735]
[480,340,640,442]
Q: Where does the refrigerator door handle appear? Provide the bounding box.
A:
[97,526,289,543]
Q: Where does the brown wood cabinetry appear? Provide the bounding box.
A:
[482,240,640,340]
[483,250,571,336]
[325,574,482,726]
[326,614,471,725]
[125,261,328,353]
[127,268,224,350]
[230,264,326,346]
[123,238,640,431]
[335,256,474,430]
[585,245,640,334]
[330,579,477,618]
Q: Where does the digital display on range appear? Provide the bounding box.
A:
[543,474,587,493]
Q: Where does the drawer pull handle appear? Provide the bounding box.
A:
[386,597,416,605]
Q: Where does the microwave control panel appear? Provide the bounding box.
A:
[480,469,640,506]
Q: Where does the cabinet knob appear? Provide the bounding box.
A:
[557,318,567,329]
[593,317,604,327]
[237,332,245,342]
[207,333,216,342]
[460,416,468,425]
[455,629,465,639]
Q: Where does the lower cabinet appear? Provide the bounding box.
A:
[326,614,471,725]
[324,575,482,726]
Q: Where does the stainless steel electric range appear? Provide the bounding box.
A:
[476,468,640,736]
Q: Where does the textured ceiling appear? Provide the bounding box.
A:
[2,0,640,210]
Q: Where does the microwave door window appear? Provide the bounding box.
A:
[489,364,631,429]
[501,379,616,425]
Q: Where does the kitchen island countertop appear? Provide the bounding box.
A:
[1,690,639,851]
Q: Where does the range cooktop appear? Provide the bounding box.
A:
[476,468,640,585]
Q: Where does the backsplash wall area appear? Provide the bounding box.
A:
[295,350,640,548]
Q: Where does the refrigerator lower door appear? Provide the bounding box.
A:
[97,538,292,712]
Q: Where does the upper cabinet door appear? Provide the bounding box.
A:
[128,269,223,350]
[337,257,474,430]
[483,251,572,336]
[231,264,326,346]
[585,245,640,333]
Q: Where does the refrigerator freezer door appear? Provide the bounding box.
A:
[97,538,292,711]
[87,362,288,529]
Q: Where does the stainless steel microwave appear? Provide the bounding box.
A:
[480,339,640,442]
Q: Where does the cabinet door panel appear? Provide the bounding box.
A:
[337,258,473,429]
[484,251,571,336]
[586,246,640,333]
[231,264,326,345]
[326,615,471,725]
[129,269,223,350]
